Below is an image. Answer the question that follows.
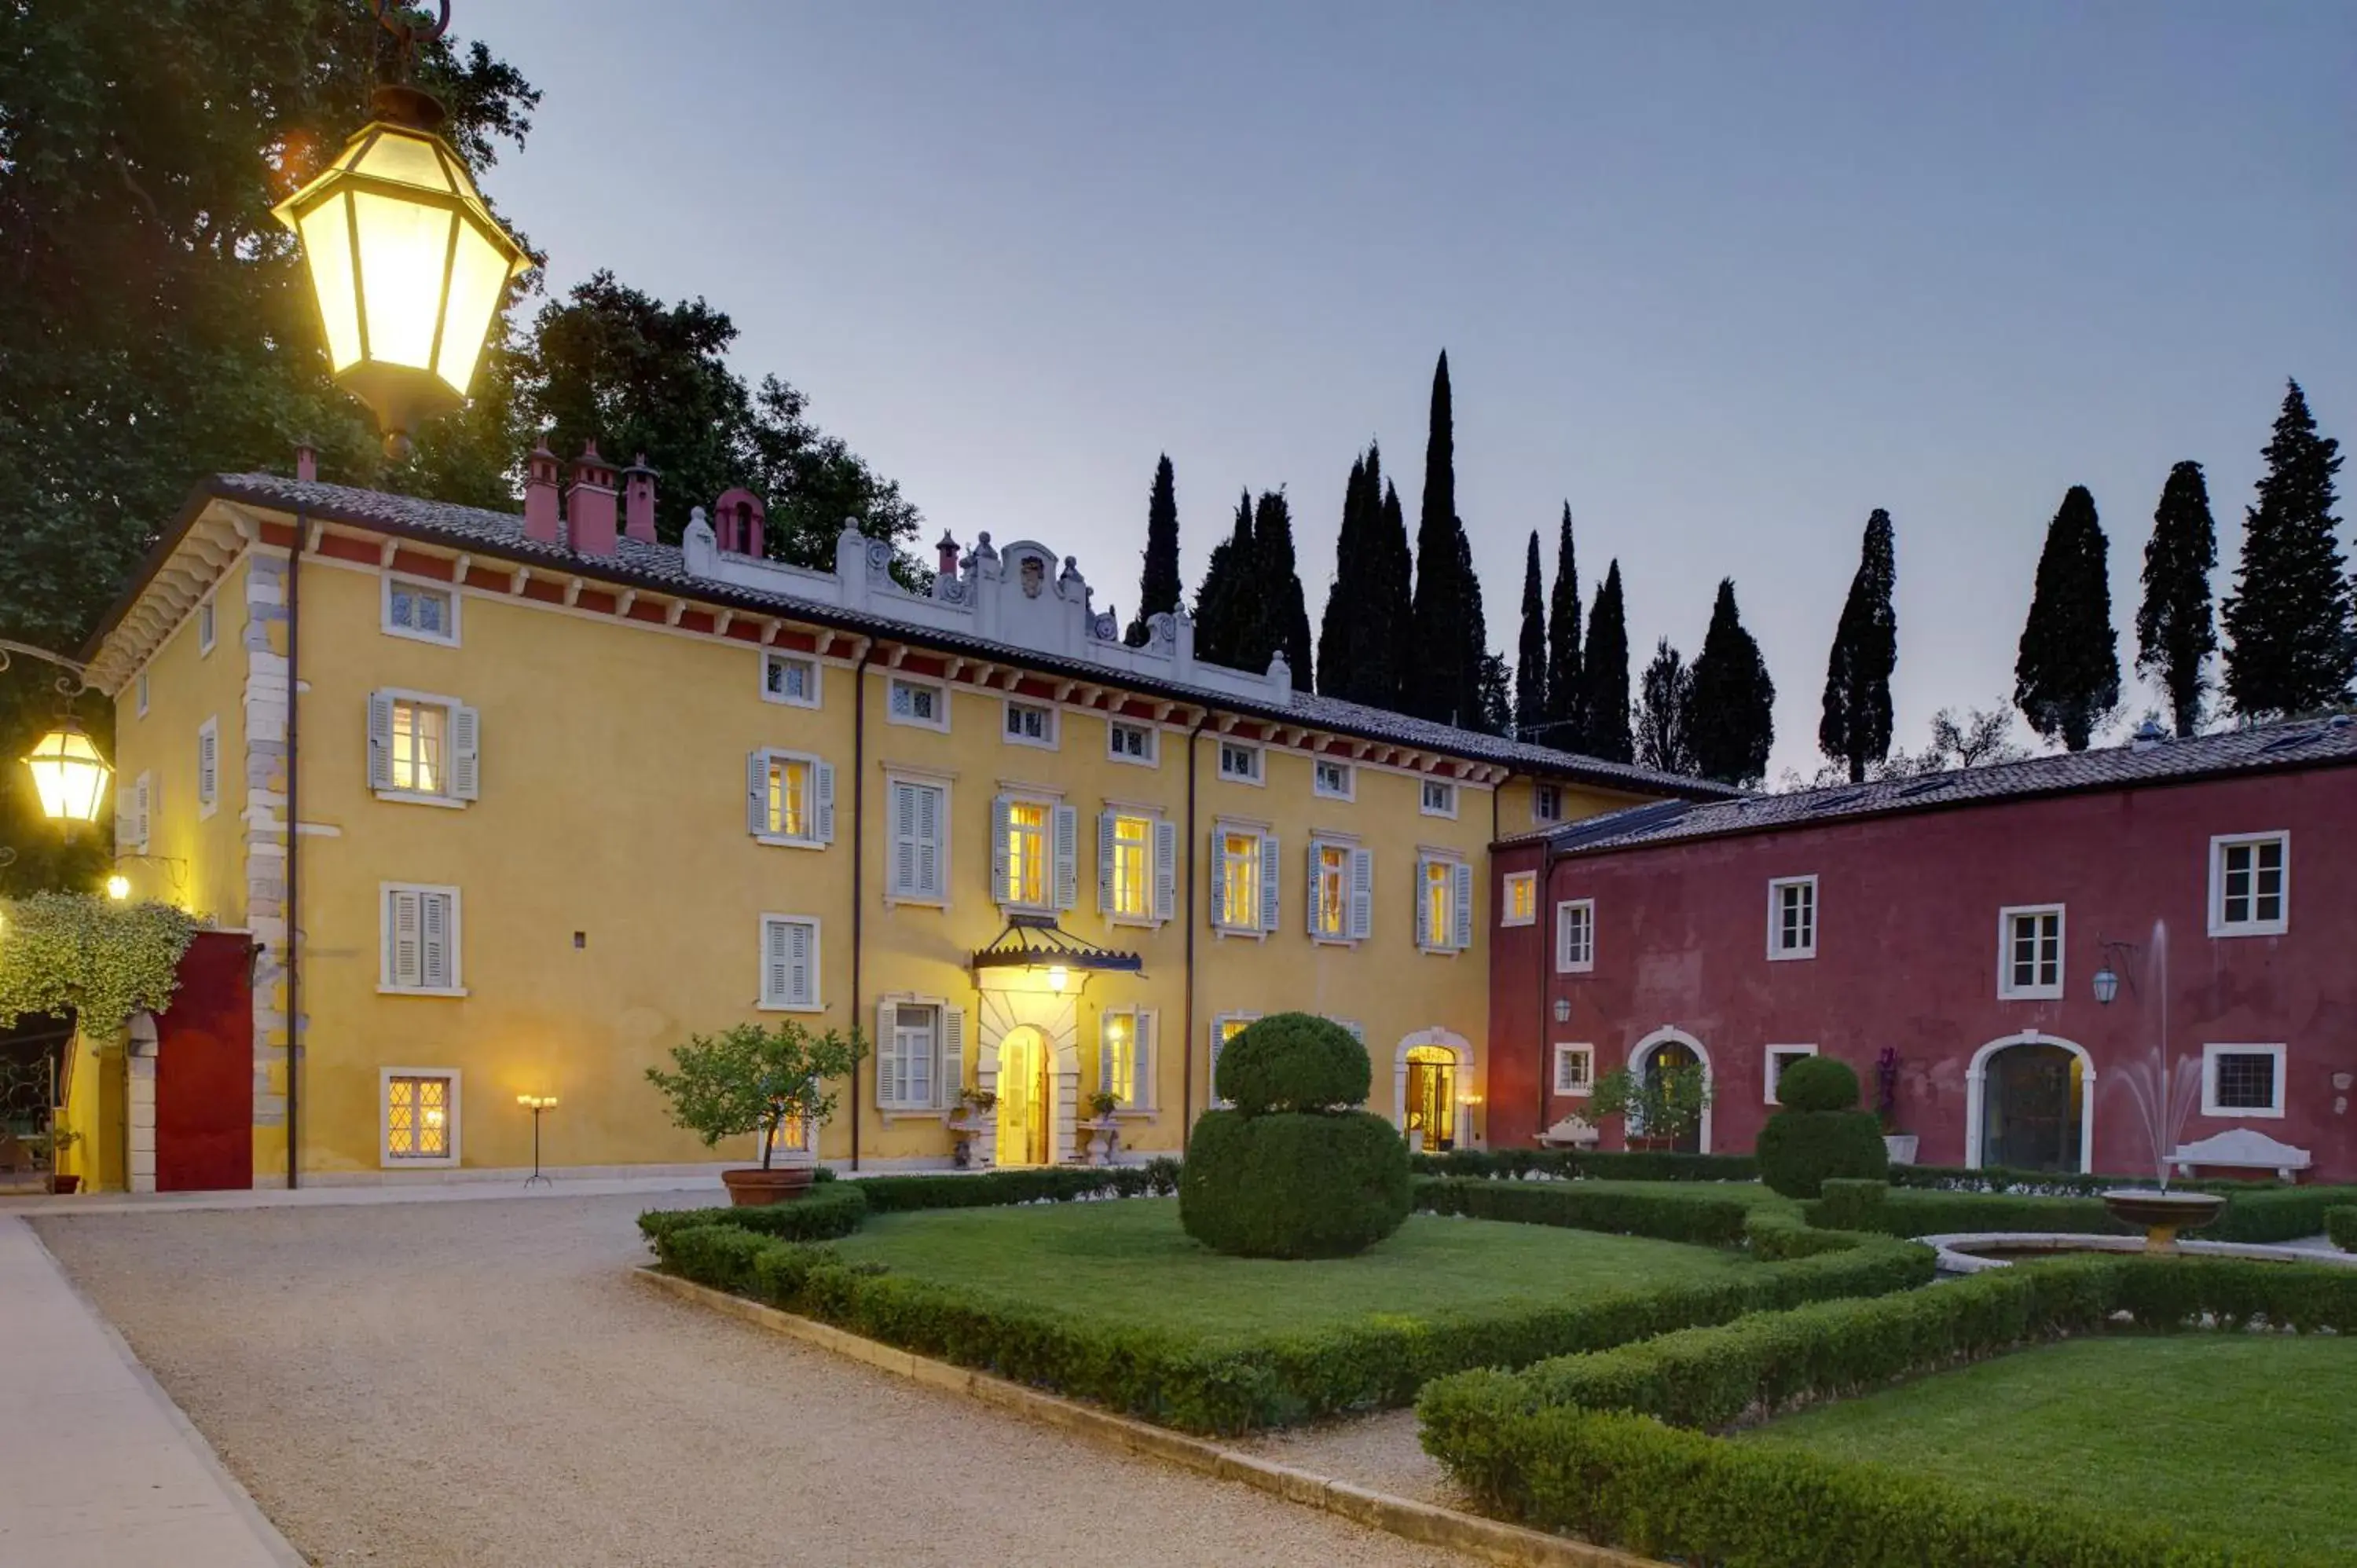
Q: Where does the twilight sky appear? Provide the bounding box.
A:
[463,2,2355,780]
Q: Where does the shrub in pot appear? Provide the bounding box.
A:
[1757,1054,1888,1199]
[646,1020,867,1205]
[1179,1013,1410,1258]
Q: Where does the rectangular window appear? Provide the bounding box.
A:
[1313,758,1353,799]
[1534,783,1564,823]
[1501,870,1537,927]
[1552,1043,1594,1097]
[1417,856,1473,952]
[1214,829,1271,932]
[1105,812,1151,919]
[1999,905,2065,999]
[1107,720,1157,764]
[1311,841,1350,939]
[1003,799,1048,907]
[878,998,962,1111]
[1420,779,1457,817]
[1101,1009,1155,1111]
[2209,833,2289,936]
[1003,699,1057,748]
[1218,741,1262,782]
[368,691,479,804]
[381,884,461,995]
[749,750,833,846]
[1556,899,1595,973]
[762,652,820,708]
[1768,876,1818,960]
[196,716,219,819]
[759,914,821,1010]
[887,677,947,731]
[1764,1044,1820,1105]
[383,1071,458,1165]
[1208,1013,1258,1107]
[2201,1044,2286,1119]
[392,699,445,793]
[887,779,948,901]
[383,576,458,644]
[197,594,215,655]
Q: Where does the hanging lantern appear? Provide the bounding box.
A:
[22,722,112,826]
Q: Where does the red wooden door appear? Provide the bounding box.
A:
[156,932,256,1192]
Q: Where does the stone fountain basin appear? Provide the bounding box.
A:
[2101,1188,2227,1233]
[1923,1231,2357,1275]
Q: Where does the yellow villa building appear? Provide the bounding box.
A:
[75,448,1725,1186]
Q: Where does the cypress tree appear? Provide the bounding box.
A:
[1475,652,1514,736]
[1455,525,1490,727]
[1193,489,1255,669]
[1317,445,1410,708]
[1315,452,1370,695]
[1407,350,1468,723]
[2014,485,2122,752]
[1124,454,1182,647]
[1514,530,1548,735]
[2135,461,2218,735]
[1545,504,1582,744]
[1634,638,1695,775]
[1254,489,1314,689]
[1819,509,1898,782]
[1578,561,1633,762]
[2221,380,2352,719]
[1373,473,1413,709]
[1687,578,1777,786]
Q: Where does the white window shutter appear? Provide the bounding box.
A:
[1259,832,1281,932]
[1415,857,1432,948]
[989,795,1012,903]
[890,782,917,893]
[1097,811,1117,912]
[389,889,422,988]
[764,918,793,1008]
[421,892,454,989]
[366,691,394,791]
[916,785,940,896]
[1557,905,1573,969]
[748,752,770,836]
[1137,1012,1155,1107]
[1303,842,1321,936]
[814,761,836,844]
[449,705,481,800]
[1054,804,1080,910]
[1452,861,1475,951]
[939,1007,965,1107]
[1350,848,1374,941]
[786,920,816,1007]
[197,724,218,807]
[876,1000,902,1106]
[1208,831,1227,929]
[1153,820,1178,922]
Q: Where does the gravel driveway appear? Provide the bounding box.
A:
[33,1194,1469,1568]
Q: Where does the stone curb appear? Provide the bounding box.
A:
[635,1266,1663,1568]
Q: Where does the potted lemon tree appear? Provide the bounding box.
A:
[647,1020,866,1205]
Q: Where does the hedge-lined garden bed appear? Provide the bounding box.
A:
[1418,1252,2357,1567]
[1804,1176,2357,1245]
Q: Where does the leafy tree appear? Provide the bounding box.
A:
[1545,504,1583,744]
[1125,455,1182,646]
[2014,485,2121,751]
[2221,381,2351,719]
[1635,638,1696,775]
[1407,351,1477,724]
[1193,490,1257,669]
[644,1020,867,1170]
[1514,531,1548,735]
[1252,489,1314,689]
[1819,509,1899,782]
[1885,704,2028,775]
[1687,579,1776,786]
[2135,461,2219,735]
[1578,562,1634,762]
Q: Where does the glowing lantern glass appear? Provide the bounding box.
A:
[272,90,529,455]
[23,724,112,826]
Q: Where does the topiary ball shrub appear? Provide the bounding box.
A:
[1774,1054,1861,1113]
[1758,1108,1890,1199]
[1180,1013,1409,1258]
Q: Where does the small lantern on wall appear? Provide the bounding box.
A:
[1552,996,1572,1024]
[22,721,112,826]
[2091,965,2121,1006]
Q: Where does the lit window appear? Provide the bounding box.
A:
[1108,720,1156,764]
[1219,742,1262,782]
[381,884,460,994]
[1102,1009,1155,1111]
[384,577,457,643]
[2209,834,2288,936]
[1501,870,1537,927]
[1418,856,1472,952]
[392,700,444,793]
[1534,784,1563,823]
[1003,800,1048,907]
[1764,1045,1819,1105]
[760,914,821,1010]
[1314,758,1353,799]
[888,779,947,900]
[750,750,831,845]
[762,653,819,707]
[1769,877,1817,960]
[1556,899,1595,973]
[1208,1013,1258,1107]
[1552,1044,1594,1097]
[888,678,945,728]
[2201,1044,2286,1119]
[383,1072,456,1163]
[369,691,478,803]
[1215,830,1264,930]
[1420,779,1457,817]
[197,595,216,654]
[1004,700,1056,747]
[1107,813,1152,919]
[1423,859,1453,947]
[1999,905,2064,999]
[1312,841,1350,938]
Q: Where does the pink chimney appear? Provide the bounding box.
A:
[295,443,317,483]
[622,454,658,544]
[567,440,620,556]
[524,437,563,545]
[936,529,960,579]
[713,487,765,555]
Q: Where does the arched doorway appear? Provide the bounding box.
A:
[1629,1028,1713,1154]
[1968,1034,2092,1173]
[1403,1045,1458,1151]
[995,1026,1052,1167]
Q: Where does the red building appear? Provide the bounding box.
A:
[1488,717,2357,1184]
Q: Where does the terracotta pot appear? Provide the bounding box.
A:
[49,1174,81,1196]
[1625,1135,1677,1153]
[721,1167,814,1207]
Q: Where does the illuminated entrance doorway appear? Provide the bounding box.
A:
[995,1026,1052,1167]
[1404,1045,1458,1151]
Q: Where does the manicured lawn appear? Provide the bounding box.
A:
[1743,1335,2357,1559]
[829,1196,1750,1339]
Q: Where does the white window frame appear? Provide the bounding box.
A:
[379,1067,461,1169]
[2207,832,2289,938]
[1210,822,1277,936]
[1099,1007,1157,1112]
[368,687,478,808]
[1996,903,2066,1001]
[1217,739,1263,785]
[877,995,962,1112]
[1208,1012,1260,1108]
[1305,837,1372,944]
[1106,720,1158,767]
[381,572,460,647]
[1312,757,1354,800]
[886,676,949,732]
[2200,1042,2286,1119]
[1763,1043,1820,1105]
[1533,783,1564,825]
[1417,852,1474,954]
[379,882,464,997]
[196,592,216,656]
[1556,898,1596,974]
[1552,1042,1595,1097]
[992,792,1076,914]
[1002,698,1059,750]
[135,671,149,719]
[1420,778,1458,819]
[758,914,823,1013]
[748,748,833,849]
[1767,875,1819,961]
[1501,870,1538,928]
[196,716,220,820]
[1099,808,1174,926]
[761,650,823,709]
[885,771,951,907]
[122,771,152,855]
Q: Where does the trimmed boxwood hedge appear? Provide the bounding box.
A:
[1800,1178,2357,1245]
[1415,1174,1755,1247]
[854,1160,1181,1213]
[2329,1206,2357,1253]
[1211,1011,1371,1113]
[1413,1146,1759,1183]
[638,1183,869,1244]
[1181,1108,1411,1258]
[1419,1253,2357,1568]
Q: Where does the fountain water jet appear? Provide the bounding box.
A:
[2099,921,2224,1249]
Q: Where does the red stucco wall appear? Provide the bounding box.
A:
[1490,765,2357,1183]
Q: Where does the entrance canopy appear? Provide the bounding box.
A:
[970,913,1142,988]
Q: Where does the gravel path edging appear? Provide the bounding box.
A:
[634,1266,1665,1568]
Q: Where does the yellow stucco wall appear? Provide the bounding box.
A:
[112,556,250,924]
